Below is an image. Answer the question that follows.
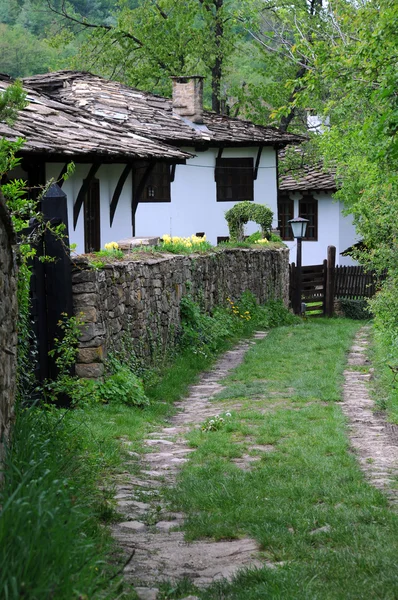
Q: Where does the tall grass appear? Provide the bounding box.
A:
[0,406,124,600]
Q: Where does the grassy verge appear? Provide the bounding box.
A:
[368,329,398,424]
[165,319,398,599]
[1,297,296,599]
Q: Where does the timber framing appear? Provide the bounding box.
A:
[110,164,132,226]
[73,163,101,229]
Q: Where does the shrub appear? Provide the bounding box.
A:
[100,358,149,406]
[225,202,273,241]
[338,298,373,320]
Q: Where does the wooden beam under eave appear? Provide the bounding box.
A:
[110,164,132,226]
[73,163,101,230]
[57,163,69,188]
[131,161,156,236]
[254,146,264,181]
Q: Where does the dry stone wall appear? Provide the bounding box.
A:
[0,193,17,471]
[72,247,289,378]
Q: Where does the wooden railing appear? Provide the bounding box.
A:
[334,266,386,299]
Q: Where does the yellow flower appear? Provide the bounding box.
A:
[104,241,119,250]
[255,238,269,245]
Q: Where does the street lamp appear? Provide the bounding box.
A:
[288,216,309,314]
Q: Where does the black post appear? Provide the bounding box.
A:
[41,183,74,382]
[293,237,303,315]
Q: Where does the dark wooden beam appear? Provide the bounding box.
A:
[214,147,224,181]
[132,162,156,236]
[170,163,176,183]
[73,163,101,230]
[110,164,132,226]
[57,163,69,188]
[254,146,263,180]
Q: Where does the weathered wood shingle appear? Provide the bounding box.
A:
[0,77,190,161]
[24,71,304,148]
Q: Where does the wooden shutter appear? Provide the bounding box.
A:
[135,162,171,202]
[215,158,254,202]
[299,196,318,241]
[84,178,100,253]
[278,196,294,240]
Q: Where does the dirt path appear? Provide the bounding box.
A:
[342,326,398,504]
[112,333,268,600]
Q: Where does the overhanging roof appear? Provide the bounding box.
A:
[24,71,305,148]
[0,77,190,161]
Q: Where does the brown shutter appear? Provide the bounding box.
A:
[216,158,254,202]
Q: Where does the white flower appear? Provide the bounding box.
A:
[225,412,231,417]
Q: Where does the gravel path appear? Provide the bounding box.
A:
[112,333,268,599]
[342,325,398,504]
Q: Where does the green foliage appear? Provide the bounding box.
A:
[180,292,298,357]
[0,404,123,600]
[100,357,149,407]
[225,201,273,241]
[0,79,26,123]
[338,298,373,321]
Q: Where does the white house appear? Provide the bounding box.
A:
[278,163,359,266]
[4,71,301,254]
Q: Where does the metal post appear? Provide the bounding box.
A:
[294,237,302,315]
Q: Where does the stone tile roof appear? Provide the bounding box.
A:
[23,71,304,148]
[0,77,190,161]
[279,163,337,191]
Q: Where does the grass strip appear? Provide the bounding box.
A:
[168,319,398,599]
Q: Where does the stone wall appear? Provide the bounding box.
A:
[0,193,17,471]
[72,247,289,378]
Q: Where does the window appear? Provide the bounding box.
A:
[84,178,100,253]
[299,196,318,241]
[134,162,171,202]
[215,158,254,202]
[277,196,294,240]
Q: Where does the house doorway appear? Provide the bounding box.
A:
[84,178,100,253]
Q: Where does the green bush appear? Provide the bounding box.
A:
[225,201,273,241]
[100,358,149,406]
[339,298,373,320]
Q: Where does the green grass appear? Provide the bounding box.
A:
[165,318,398,599]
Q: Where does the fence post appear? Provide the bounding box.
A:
[325,245,336,317]
[41,183,74,381]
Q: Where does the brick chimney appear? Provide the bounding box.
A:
[171,76,204,124]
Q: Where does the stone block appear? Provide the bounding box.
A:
[75,362,105,379]
[77,346,104,364]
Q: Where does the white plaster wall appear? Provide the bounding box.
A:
[135,147,278,243]
[283,192,359,266]
[45,163,133,255]
[338,208,359,266]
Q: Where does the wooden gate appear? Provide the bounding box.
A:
[24,184,74,387]
[290,246,336,317]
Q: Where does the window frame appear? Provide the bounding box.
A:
[277,195,294,241]
[215,157,254,202]
[134,161,172,203]
[299,195,318,241]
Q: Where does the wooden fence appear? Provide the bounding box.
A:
[334,265,386,299]
[290,246,386,317]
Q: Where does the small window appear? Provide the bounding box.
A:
[299,196,318,241]
[215,158,254,202]
[135,162,171,203]
[84,178,100,253]
[278,196,294,241]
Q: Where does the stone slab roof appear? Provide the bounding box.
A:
[0,77,190,161]
[279,163,336,192]
[23,71,304,148]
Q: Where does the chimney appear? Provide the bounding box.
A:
[171,76,204,124]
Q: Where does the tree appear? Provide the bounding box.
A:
[47,0,261,113]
